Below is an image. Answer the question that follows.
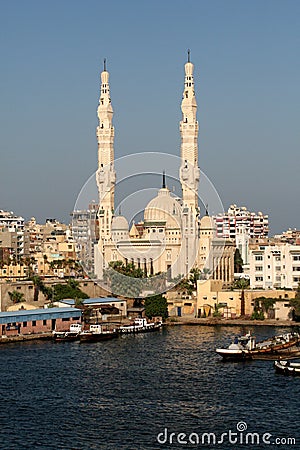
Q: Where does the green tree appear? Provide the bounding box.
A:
[52,282,89,302]
[289,283,300,321]
[8,290,25,304]
[234,278,249,316]
[104,261,145,298]
[145,294,168,320]
[234,248,243,273]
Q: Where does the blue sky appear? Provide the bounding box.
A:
[0,0,299,234]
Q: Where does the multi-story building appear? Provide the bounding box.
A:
[213,205,269,241]
[249,241,300,289]
[71,202,99,275]
[0,210,25,259]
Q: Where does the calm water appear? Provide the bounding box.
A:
[0,325,299,449]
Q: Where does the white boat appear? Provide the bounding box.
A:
[52,323,82,341]
[119,317,162,334]
[216,331,300,360]
[274,359,300,376]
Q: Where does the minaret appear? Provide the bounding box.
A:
[96,59,116,239]
[179,50,200,214]
[179,51,200,275]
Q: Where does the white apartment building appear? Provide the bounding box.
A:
[214,205,269,240]
[249,242,300,289]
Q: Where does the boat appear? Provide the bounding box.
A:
[274,359,300,376]
[216,331,300,360]
[79,324,118,342]
[118,317,162,334]
[52,323,82,341]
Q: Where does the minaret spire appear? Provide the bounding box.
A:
[179,52,200,210]
[96,59,116,243]
[179,53,201,275]
[104,58,107,71]
[187,49,190,63]
[162,171,166,189]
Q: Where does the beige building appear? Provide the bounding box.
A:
[249,241,300,289]
[196,279,295,320]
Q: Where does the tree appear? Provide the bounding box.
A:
[52,282,89,302]
[289,283,300,321]
[234,278,249,316]
[8,290,25,304]
[234,248,243,273]
[145,294,168,320]
[251,297,276,320]
[104,261,145,298]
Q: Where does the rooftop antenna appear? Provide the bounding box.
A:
[205,204,209,216]
[104,58,107,71]
[187,49,191,63]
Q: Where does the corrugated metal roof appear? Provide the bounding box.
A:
[61,298,124,306]
[0,307,82,324]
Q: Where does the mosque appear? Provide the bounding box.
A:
[94,54,234,290]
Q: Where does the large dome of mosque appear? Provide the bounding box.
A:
[144,187,182,229]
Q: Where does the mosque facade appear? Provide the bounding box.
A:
[94,56,234,290]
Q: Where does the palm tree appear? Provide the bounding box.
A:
[235,278,249,316]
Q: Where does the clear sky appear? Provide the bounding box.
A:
[0,0,299,235]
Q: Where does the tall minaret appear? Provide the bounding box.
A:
[179,51,200,275]
[96,59,116,239]
[180,50,200,215]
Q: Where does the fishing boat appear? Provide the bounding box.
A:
[216,331,300,360]
[52,323,82,341]
[79,324,118,342]
[274,359,300,376]
[118,317,162,334]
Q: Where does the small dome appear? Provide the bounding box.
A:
[112,215,129,231]
[144,188,182,228]
[200,215,215,230]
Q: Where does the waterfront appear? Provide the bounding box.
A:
[0,326,299,449]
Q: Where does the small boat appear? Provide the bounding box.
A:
[118,317,162,334]
[274,360,300,376]
[216,331,300,360]
[79,324,118,342]
[52,323,82,341]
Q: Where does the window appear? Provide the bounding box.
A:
[255,255,263,261]
[23,322,27,327]
[62,318,70,322]
[43,320,47,326]
[32,321,36,327]
[255,266,263,271]
[293,255,300,261]
[255,276,263,282]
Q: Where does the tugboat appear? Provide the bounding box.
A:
[216,331,300,360]
[79,324,118,342]
[52,323,82,341]
[118,317,162,334]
